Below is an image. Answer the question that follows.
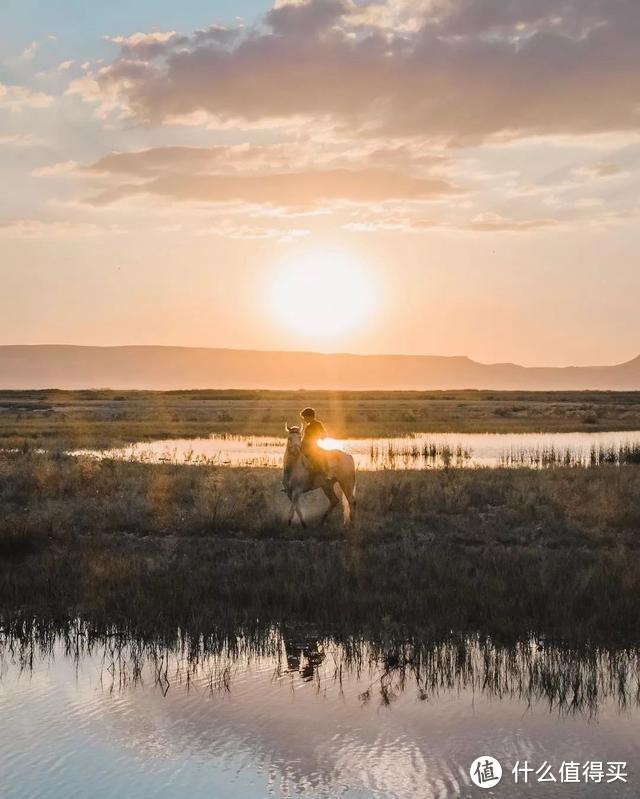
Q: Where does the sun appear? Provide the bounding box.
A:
[268,248,377,340]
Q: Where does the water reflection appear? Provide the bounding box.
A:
[74,430,640,470]
[1,621,639,798]
[2,620,640,716]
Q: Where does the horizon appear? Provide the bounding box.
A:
[1,0,640,368]
[2,342,640,371]
[3,342,640,391]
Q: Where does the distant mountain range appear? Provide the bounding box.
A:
[1,345,640,391]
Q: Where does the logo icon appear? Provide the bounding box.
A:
[470,756,503,788]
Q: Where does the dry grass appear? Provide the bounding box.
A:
[1,451,640,647]
[2,388,640,450]
[2,450,640,546]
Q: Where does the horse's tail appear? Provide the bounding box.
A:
[348,466,357,523]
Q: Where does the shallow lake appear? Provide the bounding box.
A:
[76,430,640,470]
[1,626,639,798]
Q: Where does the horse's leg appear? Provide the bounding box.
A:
[349,486,357,524]
[288,493,307,528]
[287,497,296,526]
[295,496,307,529]
[320,481,340,525]
[338,474,356,525]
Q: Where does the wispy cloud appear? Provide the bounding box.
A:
[0,83,53,110]
[465,212,561,232]
[83,146,459,209]
[0,133,45,148]
[31,160,79,177]
[18,40,40,62]
[0,218,112,239]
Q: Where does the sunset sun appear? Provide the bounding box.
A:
[268,249,377,341]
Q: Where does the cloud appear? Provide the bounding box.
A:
[86,144,282,177]
[0,218,108,239]
[192,25,241,46]
[0,83,53,110]
[31,160,79,177]
[106,24,239,61]
[465,212,561,232]
[85,166,458,208]
[266,0,351,36]
[85,142,448,179]
[573,162,624,179]
[0,133,44,148]
[108,31,187,60]
[72,0,640,143]
[197,219,310,241]
[343,209,562,234]
[19,40,39,62]
[344,0,437,32]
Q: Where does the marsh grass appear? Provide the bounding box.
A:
[368,439,472,469]
[500,442,640,468]
[2,450,640,546]
[3,389,640,450]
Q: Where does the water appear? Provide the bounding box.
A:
[1,626,639,798]
[75,430,640,470]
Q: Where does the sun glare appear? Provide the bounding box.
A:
[318,437,345,452]
[268,249,376,341]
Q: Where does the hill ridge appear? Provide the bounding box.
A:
[0,345,639,391]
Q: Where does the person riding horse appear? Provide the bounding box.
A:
[300,407,329,475]
[282,411,357,526]
[282,407,329,490]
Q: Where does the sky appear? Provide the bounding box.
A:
[1,0,639,367]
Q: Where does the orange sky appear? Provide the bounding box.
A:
[1,0,639,366]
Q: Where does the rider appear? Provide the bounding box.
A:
[281,407,330,492]
[300,407,329,476]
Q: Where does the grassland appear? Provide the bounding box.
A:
[3,388,640,450]
[1,389,640,653]
[1,449,640,648]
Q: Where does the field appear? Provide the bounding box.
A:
[2,448,640,649]
[3,388,640,450]
[1,389,640,655]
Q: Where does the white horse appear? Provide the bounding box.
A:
[283,424,356,527]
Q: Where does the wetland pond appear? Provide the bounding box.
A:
[76,430,640,469]
[20,431,640,796]
[1,624,639,799]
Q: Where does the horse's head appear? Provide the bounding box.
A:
[285,423,302,454]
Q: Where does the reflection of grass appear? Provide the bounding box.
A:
[1,618,640,717]
[3,388,640,450]
[2,451,640,646]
